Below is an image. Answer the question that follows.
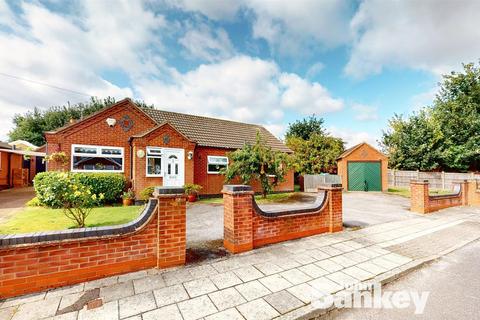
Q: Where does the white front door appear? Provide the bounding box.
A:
[163,148,185,187]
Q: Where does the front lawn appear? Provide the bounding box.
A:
[0,205,143,234]
[198,192,298,205]
[387,187,454,198]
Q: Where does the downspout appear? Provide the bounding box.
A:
[128,137,134,182]
[7,153,11,187]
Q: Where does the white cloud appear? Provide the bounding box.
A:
[327,126,379,149]
[179,23,234,62]
[279,73,344,114]
[247,0,353,54]
[168,0,241,21]
[351,103,378,121]
[0,0,165,140]
[346,0,480,78]
[305,62,325,79]
[136,56,343,125]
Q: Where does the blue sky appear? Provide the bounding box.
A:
[1,0,479,147]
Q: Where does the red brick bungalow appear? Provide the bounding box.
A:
[44,98,294,196]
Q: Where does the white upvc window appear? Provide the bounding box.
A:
[146,147,163,177]
[71,144,124,172]
[207,156,228,174]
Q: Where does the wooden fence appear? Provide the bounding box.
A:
[303,174,341,192]
[388,169,480,190]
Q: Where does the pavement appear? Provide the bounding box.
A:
[329,236,480,319]
[2,203,480,320]
[186,192,416,247]
[0,187,34,224]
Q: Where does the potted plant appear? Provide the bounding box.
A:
[184,183,202,202]
[122,188,135,206]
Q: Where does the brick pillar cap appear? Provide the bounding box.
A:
[222,185,254,195]
[411,179,429,184]
[318,183,343,190]
[154,186,185,196]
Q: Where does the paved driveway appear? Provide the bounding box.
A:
[186,192,417,247]
[0,187,34,224]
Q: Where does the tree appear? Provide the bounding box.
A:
[287,134,345,174]
[381,62,480,171]
[8,97,153,146]
[285,116,344,174]
[224,131,290,198]
[285,115,325,140]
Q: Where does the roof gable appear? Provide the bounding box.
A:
[337,142,387,160]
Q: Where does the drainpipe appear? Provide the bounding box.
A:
[128,137,134,181]
[7,153,11,187]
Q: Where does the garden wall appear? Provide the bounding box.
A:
[222,184,342,253]
[409,180,480,213]
[0,187,186,299]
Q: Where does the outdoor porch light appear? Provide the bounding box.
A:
[187,151,194,160]
[106,118,116,127]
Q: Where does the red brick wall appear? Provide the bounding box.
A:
[195,147,294,195]
[132,124,196,197]
[45,100,156,174]
[0,193,186,299]
[410,180,467,213]
[223,185,342,254]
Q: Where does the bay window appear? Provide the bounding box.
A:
[71,144,123,172]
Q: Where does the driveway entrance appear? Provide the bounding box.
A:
[0,187,34,224]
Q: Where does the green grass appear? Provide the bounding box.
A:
[387,187,454,198]
[197,192,296,205]
[0,205,143,234]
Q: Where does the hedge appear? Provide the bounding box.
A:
[34,172,126,207]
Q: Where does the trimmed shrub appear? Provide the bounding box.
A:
[26,197,42,207]
[34,172,126,207]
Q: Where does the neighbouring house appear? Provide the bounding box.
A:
[44,98,294,196]
[336,142,388,192]
[8,140,40,151]
[0,141,46,190]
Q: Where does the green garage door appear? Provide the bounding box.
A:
[347,162,382,191]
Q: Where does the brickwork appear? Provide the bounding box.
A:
[410,180,468,213]
[222,184,343,254]
[337,143,388,192]
[467,180,480,206]
[45,99,294,196]
[0,188,187,299]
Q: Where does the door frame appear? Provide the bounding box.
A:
[346,160,382,191]
[162,147,185,187]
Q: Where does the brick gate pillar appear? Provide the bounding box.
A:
[319,183,343,232]
[222,185,254,254]
[154,187,187,268]
[410,180,429,213]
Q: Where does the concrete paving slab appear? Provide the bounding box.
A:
[183,277,218,297]
[232,265,264,281]
[208,287,246,311]
[132,274,166,294]
[153,284,189,307]
[205,307,244,320]
[11,296,60,320]
[259,274,292,292]
[177,295,218,320]
[235,280,271,301]
[100,281,134,303]
[209,271,242,290]
[287,283,326,304]
[237,298,280,320]
[264,290,304,314]
[142,304,182,320]
[118,292,156,319]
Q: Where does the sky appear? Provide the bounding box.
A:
[1,0,480,147]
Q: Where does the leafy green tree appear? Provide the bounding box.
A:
[8,97,153,146]
[287,134,344,174]
[285,115,325,140]
[381,62,480,171]
[224,131,290,198]
[285,115,344,174]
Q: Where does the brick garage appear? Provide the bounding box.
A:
[337,142,388,192]
[45,98,294,196]
[222,184,343,254]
